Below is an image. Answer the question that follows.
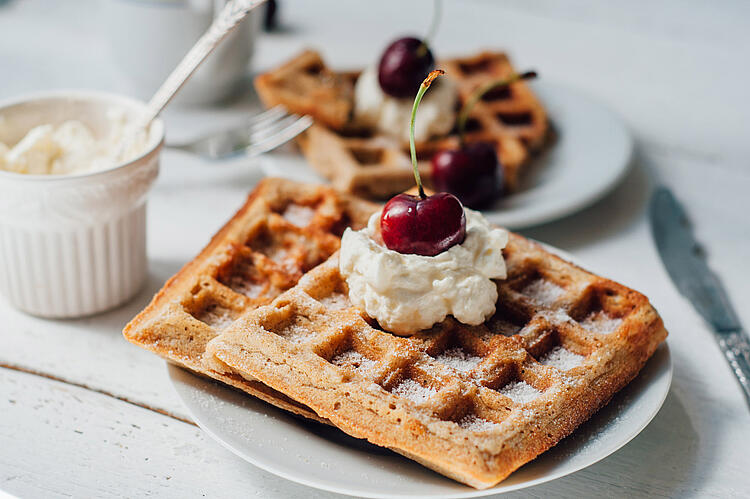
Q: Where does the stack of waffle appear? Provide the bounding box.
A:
[125,178,667,489]
[255,50,549,198]
[124,178,376,421]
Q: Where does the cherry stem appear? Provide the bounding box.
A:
[457,70,537,145]
[410,69,445,199]
[417,0,442,58]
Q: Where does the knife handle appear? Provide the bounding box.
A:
[717,330,750,407]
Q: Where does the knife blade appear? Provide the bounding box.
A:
[650,187,750,407]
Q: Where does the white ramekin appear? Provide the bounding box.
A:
[0,91,164,318]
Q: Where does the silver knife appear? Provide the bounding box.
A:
[650,187,750,407]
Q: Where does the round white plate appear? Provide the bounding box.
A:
[260,81,633,230]
[169,346,670,498]
[169,244,671,499]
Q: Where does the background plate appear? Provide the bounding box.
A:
[260,81,633,230]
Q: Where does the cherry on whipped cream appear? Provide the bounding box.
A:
[431,71,537,208]
[379,69,467,256]
[381,192,465,256]
[378,37,435,98]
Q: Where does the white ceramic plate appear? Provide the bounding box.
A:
[169,346,670,498]
[260,81,633,230]
[168,243,670,498]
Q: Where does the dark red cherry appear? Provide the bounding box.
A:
[430,142,502,208]
[380,192,466,256]
[378,37,435,98]
[380,70,464,256]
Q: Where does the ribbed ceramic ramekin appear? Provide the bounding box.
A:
[0,91,164,318]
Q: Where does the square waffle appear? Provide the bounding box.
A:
[123,178,377,423]
[206,234,667,488]
[255,50,549,198]
[254,50,355,130]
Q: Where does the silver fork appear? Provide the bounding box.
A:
[166,106,313,159]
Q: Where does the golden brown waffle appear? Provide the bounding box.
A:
[206,234,667,488]
[254,49,355,130]
[255,50,549,198]
[123,178,377,423]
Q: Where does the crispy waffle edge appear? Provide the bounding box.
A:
[122,177,379,424]
[205,233,668,489]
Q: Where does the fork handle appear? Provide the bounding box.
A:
[717,330,750,407]
[140,0,267,127]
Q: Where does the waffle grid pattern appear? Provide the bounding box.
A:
[255,50,549,199]
[207,234,666,488]
[123,178,377,421]
[254,49,354,130]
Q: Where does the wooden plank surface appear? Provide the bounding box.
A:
[2,359,744,498]
[1,0,749,497]
[0,368,336,499]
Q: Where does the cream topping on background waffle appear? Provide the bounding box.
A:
[353,64,458,143]
[339,208,508,334]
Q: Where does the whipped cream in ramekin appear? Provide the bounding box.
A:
[353,64,457,143]
[0,91,163,318]
[339,209,508,335]
[0,110,148,175]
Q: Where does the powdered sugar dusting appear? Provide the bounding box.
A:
[500,381,541,404]
[228,275,265,298]
[540,309,574,324]
[458,414,499,432]
[540,346,584,370]
[485,318,521,338]
[250,233,290,265]
[331,350,376,373]
[282,204,315,227]
[522,279,565,306]
[435,348,481,372]
[320,293,351,311]
[197,304,236,330]
[392,379,437,404]
[580,311,622,335]
[278,322,312,343]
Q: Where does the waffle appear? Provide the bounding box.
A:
[255,50,549,198]
[254,49,355,130]
[206,234,667,488]
[123,178,377,423]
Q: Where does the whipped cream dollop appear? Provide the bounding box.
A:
[0,110,149,175]
[353,64,458,143]
[339,208,508,335]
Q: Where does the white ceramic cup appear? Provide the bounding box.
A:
[101,0,261,105]
[0,91,165,318]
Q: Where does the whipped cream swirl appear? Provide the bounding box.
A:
[0,110,149,176]
[339,208,508,335]
[352,64,457,143]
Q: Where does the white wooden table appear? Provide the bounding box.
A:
[1,1,749,497]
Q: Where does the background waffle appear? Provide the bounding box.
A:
[255,50,549,198]
[254,49,355,130]
[123,178,377,423]
[207,234,667,489]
